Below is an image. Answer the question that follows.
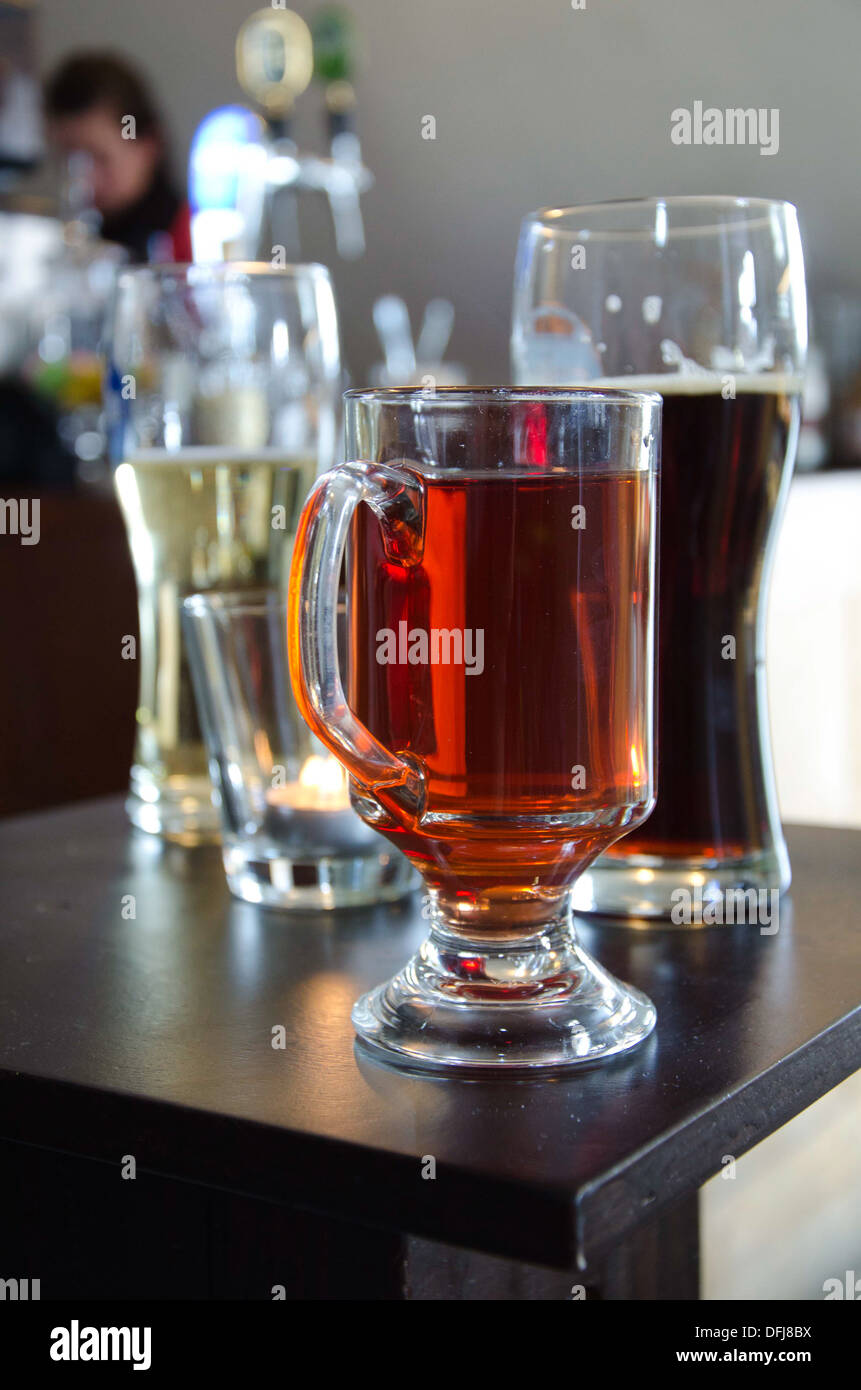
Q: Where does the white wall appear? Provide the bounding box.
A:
[767,472,861,829]
[35,0,861,381]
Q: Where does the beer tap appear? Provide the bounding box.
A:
[308,5,372,257]
[232,5,372,261]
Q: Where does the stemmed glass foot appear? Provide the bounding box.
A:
[352,903,656,1071]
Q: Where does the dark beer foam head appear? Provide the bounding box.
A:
[592,372,803,396]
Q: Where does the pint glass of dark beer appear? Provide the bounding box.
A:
[512,198,807,918]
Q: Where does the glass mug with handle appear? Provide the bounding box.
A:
[289,386,661,1070]
[108,262,340,844]
[513,198,807,919]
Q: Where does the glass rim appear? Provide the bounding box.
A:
[182,588,283,620]
[523,195,798,240]
[344,385,662,408]
[116,260,331,289]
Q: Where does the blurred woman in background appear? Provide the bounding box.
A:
[43,51,191,262]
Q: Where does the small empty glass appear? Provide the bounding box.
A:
[182,589,417,909]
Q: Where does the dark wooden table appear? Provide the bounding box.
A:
[0,799,858,1300]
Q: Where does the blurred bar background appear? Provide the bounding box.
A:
[15,0,861,382]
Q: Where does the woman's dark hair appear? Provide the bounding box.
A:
[44,52,162,139]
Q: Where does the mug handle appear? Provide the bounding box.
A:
[288,461,427,824]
